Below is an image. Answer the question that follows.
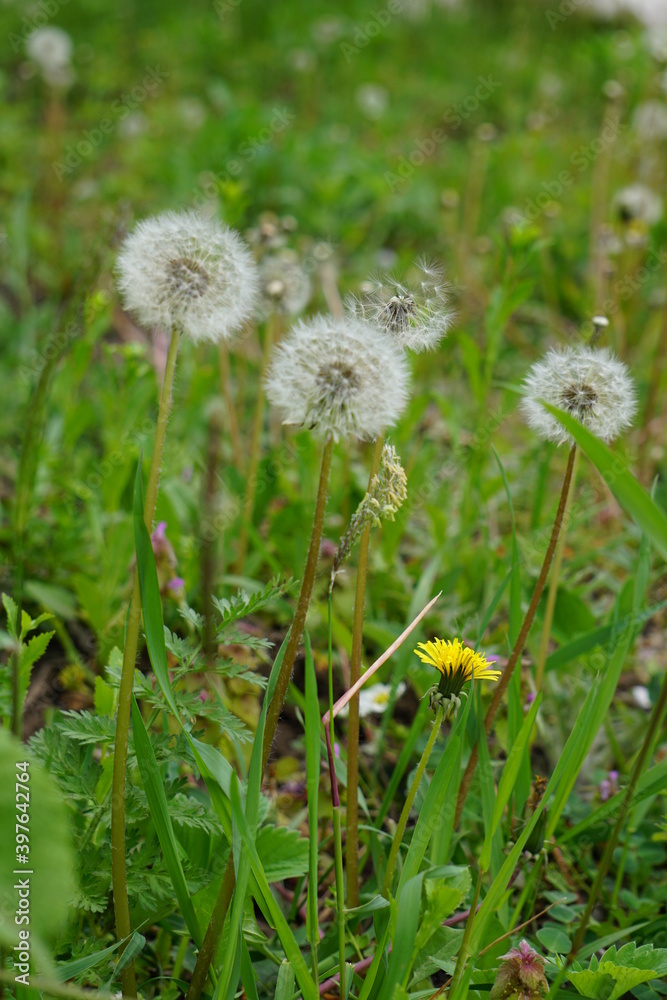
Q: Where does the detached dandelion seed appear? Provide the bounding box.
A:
[415,637,500,718]
[521,345,636,446]
[116,210,259,343]
[348,257,453,352]
[266,314,410,440]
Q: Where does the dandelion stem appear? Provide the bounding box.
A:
[346,433,384,907]
[448,868,484,998]
[534,446,579,689]
[201,403,224,663]
[381,705,444,898]
[235,313,279,572]
[261,436,334,772]
[111,328,180,998]
[187,436,334,1000]
[455,445,577,827]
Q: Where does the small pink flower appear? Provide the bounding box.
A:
[167,576,186,591]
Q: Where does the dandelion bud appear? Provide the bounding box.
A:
[520,345,636,446]
[347,257,453,352]
[116,210,259,343]
[490,940,548,1000]
[265,314,410,441]
[332,444,408,580]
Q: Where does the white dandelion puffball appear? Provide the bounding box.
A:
[613,183,663,226]
[348,258,453,353]
[26,26,74,87]
[265,314,410,441]
[521,346,636,446]
[116,211,259,344]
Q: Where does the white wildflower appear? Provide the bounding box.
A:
[632,685,652,710]
[338,682,406,718]
[265,314,410,441]
[26,26,74,88]
[613,183,663,226]
[347,257,452,352]
[258,250,312,318]
[521,345,636,446]
[116,211,259,344]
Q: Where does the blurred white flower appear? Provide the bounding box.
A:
[355,83,389,120]
[338,682,406,718]
[521,345,636,446]
[116,210,259,344]
[633,99,667,141]
[613,183,663,226]
[258,250,312,317]
[266,314,410,441]
[26,26,74,88]
[632,685,652,710]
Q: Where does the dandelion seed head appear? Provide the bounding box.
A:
[258,250,312,317]
[613,183,663,226]
[115,210,259,344]
[26,26,74,87]
[347,257,453,352]
[521,345,636,446]
[265,314,410,441]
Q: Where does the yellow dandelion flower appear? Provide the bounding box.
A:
[414,637,501,716]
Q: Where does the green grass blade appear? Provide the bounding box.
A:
[542,403,667,561]
[560,758,667,844]
[274,960,295,1000]
[397,734,460,892]
[132,463,180,720]
[377,700,431,826]
[228,772,318,1000]
[377,875,425,999]
[131,698,203,949]
[479,693,542,872]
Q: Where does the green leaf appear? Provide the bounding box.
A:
[377,874,425,999]
[132,698,203,949]
[537,924,571,953]
[542,403,667,561]
[275,960,295,1000]
[255,825,309,881]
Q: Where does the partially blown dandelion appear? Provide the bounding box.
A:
[116,210,259,343]
[266,314,410,440]
[415,637,500,716]
[348,257,452,352]
[521,345,636,446]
